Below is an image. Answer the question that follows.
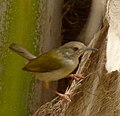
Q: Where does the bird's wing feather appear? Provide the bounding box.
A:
[23,50,65,72]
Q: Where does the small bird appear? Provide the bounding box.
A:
[9,41,97,101]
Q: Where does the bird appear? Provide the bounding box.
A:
[9,41,97,101]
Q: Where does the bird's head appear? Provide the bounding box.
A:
[58,41,97,59]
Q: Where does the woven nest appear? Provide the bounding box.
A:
[62,0,92,43]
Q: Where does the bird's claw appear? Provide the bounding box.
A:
[56,92,71,102]
[67,74,84,81]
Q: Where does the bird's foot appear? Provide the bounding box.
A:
[47,87,71,102]
[55,91,71,102]
[67,74,84,81]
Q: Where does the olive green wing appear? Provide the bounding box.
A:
[23,50,64,72]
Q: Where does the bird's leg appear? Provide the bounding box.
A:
[44,81,71,102]
[66,74,84,81]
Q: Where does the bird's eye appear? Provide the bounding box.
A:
[73,47,79,51]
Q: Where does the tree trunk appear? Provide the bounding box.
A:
[0,0,38,115]
[0,0,63,115]
[29,0,63,114]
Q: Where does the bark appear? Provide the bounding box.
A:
[77,0,107,45]
[0,0,38,115]
[0,0,63,115]
[29,0,63,114]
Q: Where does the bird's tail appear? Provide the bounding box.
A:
[9,43,36,60]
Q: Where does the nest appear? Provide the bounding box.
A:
[62,0,92,43]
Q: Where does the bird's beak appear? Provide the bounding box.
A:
[82,47,98,51]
